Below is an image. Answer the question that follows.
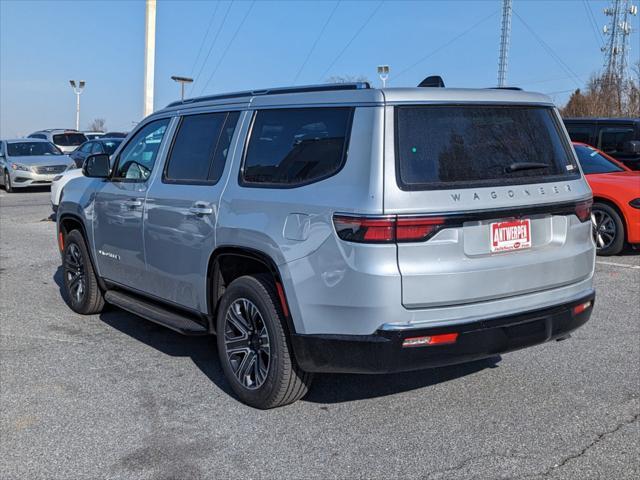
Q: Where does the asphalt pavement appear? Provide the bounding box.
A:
[1,189,638,480]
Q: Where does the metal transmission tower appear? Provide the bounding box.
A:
[602,0,638,81]
[497,0,513,87]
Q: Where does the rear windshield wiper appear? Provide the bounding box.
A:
[505,162,550,173]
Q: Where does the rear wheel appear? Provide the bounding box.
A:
[591,202,625,256]
[216,275,313,409]
[3,170,12,193]
[62,230,105,314]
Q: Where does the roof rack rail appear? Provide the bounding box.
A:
[487,86,522,91]
[166,82,371,108]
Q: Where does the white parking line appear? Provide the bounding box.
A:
[596,260,640,270]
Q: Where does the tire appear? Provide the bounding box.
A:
[4,170,12,193]
[216,274,313,409]
[62,230,105,314]
[591,202,625,256]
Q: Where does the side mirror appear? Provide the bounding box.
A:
[622,140,640,155]
[83,153,110,178]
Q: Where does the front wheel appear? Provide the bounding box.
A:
[4,170,12,193]
[62,230,105,314]
[591,202,625,256]
[216,275,313,409]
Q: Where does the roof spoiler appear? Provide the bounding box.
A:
[418,76,445,88]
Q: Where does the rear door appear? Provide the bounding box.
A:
[143,111,241,311]
[384,104,594,309]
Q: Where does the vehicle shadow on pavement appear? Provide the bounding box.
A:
[304,357,501,404]
[54,267,501,404]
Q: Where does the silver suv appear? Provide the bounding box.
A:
[29,129,87,153]
[56,83,596,408]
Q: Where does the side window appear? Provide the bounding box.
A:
[113,118,169,181]
[164,112,238,183]
[598,127,634,154]
[91,142,104,154]
[565,125,594,144]
[79,142,93,153]
[242,107,353,187]
[209,111,240,183]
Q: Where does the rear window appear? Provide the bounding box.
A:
[101,140,122,155]
[574,145,625,174]
[396,106,579,190]
[53,133,87,146]
[242,107,353,187]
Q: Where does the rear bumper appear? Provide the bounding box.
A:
[291,290,595,374]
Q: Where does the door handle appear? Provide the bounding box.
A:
[189,202,213,216]
[123,199,143,208]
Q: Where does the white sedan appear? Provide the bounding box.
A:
[50,166,84,211]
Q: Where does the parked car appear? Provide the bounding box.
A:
[57,83,595,408]
[102,131,128,138]
[573,142,640,255]
[68,138,123,168]
[28,129,88,153]
[83,131,105,140]
[564,118,640,170]
[0,139,75,192]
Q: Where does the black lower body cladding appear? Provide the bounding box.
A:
[291,291,595,374]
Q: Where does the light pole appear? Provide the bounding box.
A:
[377,65,390,88]
[171,76,194,101]
[69,80,85,130]
[144,0,157,117]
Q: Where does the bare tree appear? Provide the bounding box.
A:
[561,66,640,118]
[326,75,371,84]
[87,118,106,132]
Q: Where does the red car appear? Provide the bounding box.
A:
[573,142,640,255]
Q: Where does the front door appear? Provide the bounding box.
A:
[93,118,171,288]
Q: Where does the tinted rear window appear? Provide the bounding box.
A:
[101,140,122,155]
[574,145,624,174]
[165,112,239,183]
[242,107,352,187]
[53,133,87,146]
[396,106,578,190]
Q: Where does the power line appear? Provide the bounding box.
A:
[200,1,256,95]
[319,1,385,81]
[190,0,235,95]
[189,2,221,78]
[293,1,341,85]
[392,10,498,81]
[513,10,583,87]
[582,0,605,48]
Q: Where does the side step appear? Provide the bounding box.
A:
[104,290,209,335]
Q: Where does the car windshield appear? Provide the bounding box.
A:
[395,105,579,189]
[574,145,625,174]
[53,133,87,146]
[101,140,122,155]
[7,142,62,156]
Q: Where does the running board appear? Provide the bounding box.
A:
[104,290,208,335]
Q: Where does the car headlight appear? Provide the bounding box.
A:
[10,162,30,172]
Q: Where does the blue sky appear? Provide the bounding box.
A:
[1,0,637,137]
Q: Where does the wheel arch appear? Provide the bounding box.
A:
[57,213,106,290]
[206,246,296,335]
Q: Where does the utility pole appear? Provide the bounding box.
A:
[602,0,637,81]
[497,0,513,87]
[69,80,85,131]
[143,0,157,117]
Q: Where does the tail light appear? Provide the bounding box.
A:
[572,300,592,316]
[333,215,446,243]
[402,333,459,348]
[575,199,592,222]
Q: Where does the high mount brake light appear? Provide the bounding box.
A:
[333,215,446,243]
[575,199,592,222]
